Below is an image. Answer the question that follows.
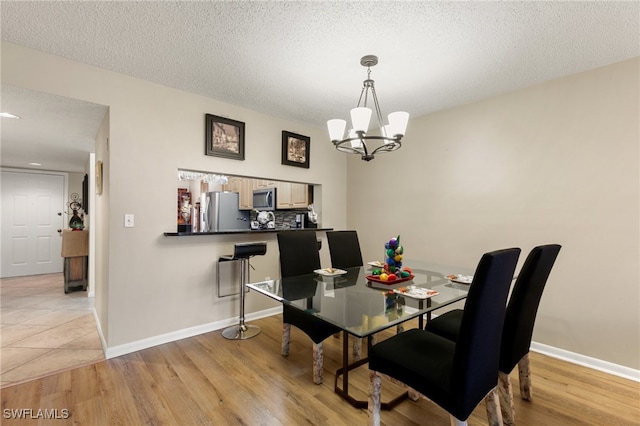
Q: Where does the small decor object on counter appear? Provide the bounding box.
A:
[307,204,318,223]
[205,114,245,160]
[66,193,84,230]
[281,131,310,168]
[367,235,413,283]
[177,189,192,232]
[253,209,275,229]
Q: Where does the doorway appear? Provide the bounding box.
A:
[1,170,66,278]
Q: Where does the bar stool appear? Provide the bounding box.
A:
[222,241,267,340]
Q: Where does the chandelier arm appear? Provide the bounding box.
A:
[335,145,363,155]
[358,132,371,157]
[371,140,402,155]
[369,85,385,129]
[357,85,367,108]
[336,136,400,145]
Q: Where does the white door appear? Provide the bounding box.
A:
[1,171,65,278]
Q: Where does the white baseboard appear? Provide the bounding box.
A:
[93,307,639,383]
[102,307,281,359]
[92,307,107,354]
[530,341,639,382]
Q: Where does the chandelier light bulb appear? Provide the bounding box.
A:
[327,119,347,142]
[349,129,362,148]
[388,111,410,137]
[350,107,372,133]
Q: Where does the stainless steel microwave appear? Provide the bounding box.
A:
[253,188,276,210]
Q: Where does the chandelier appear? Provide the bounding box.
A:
[327,55,409,161]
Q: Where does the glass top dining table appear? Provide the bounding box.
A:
[247,260,473,339]
[247,260,474,409]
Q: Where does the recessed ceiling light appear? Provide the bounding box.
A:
[28,162,42,166]
[0,112,20,119]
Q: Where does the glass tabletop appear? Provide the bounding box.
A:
[247,260,473,338]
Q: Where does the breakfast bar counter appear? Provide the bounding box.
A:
[163,227,333,236]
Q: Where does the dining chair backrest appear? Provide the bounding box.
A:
[326,230,364,269]
[277,231,321,278]
[451,247,521,412]
[277,231,342,356]
[368,247,521,423]
[499,244,561,373]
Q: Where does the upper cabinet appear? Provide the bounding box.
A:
[276,182,309,209]
[217,176,311,210]
[222,177,253,210]
[254,179,277,189]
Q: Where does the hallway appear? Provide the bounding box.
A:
[0,273,104,388]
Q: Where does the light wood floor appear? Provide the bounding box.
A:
[1,273,104,387]
[1,313,638,425]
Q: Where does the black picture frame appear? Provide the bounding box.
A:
[205,114,245,160]
[281,131,310,168]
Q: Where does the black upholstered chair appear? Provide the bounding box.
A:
[326,230,364,269]
[277,231,342,384]
[426,244,561,424]
[368,248,521,426]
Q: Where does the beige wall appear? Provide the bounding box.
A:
[2,42,348,349]
[348,58,640,369]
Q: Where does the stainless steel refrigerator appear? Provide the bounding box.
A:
[200,191,250,232]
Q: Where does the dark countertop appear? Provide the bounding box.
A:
[163,227,333,236]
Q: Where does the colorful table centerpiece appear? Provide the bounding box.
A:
[368,235,414,283]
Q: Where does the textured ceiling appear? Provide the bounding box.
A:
[1,1,638,172]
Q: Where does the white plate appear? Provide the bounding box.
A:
[314,268,347,277]
[393,286,439,300]
[367,261,385,268]
[446,274,473,284]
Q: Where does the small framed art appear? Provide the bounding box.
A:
[281,131,310,168]
[95,160,103,195]
[205,114,245,160]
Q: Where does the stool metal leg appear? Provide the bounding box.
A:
[222,258,261,340]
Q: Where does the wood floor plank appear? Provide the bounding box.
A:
[0,314,637,425]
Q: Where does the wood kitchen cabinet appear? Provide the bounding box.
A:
[276,182,309,209]
[222,176,241,193]
[222,178,309,209]
[239,178,253,209]
[253,179,276,189]
[223,177,253,210]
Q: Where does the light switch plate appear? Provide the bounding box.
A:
[124,214,134,228]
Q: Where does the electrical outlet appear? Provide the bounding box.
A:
[124,214,134,228]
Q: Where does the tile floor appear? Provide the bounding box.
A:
[0,273,104,388]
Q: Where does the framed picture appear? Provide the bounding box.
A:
[281,131,310,168]
[205,114,245,160]
[95,160,103,195]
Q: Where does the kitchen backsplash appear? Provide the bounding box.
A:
[251,209,313,229]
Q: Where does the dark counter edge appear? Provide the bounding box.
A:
[164,228,333,236]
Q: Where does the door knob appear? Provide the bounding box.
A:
[57,212,62,216]
[57,229,62,233]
